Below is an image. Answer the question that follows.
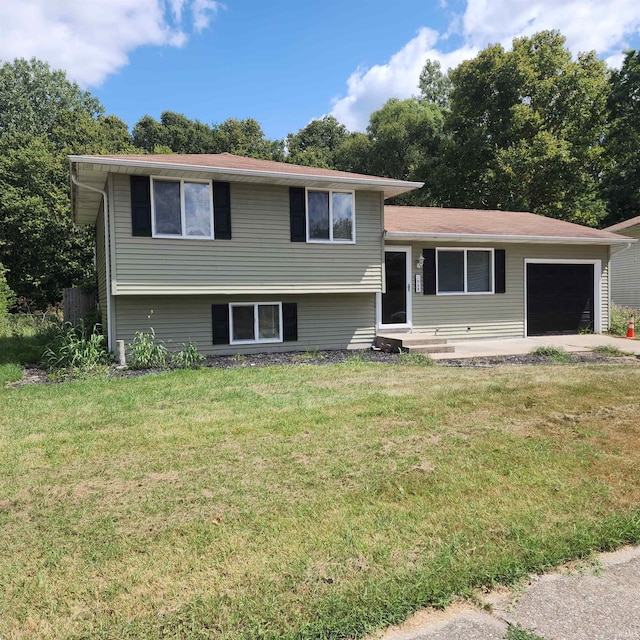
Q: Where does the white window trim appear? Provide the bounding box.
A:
[436,247,495,295]
[524,259,602,336]
[150,175,215,240]
[305,188,356,244]
[229,302,283,345]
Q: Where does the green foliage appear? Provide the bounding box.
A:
[602,50,640,226]
[128,328,169,370]
[530,346,573,362]
[506,625,547,640]
[332,98,446,206]
[0,262,16,319]
[592,345,632,357]
[608,305,640,336]
[0,311,57,366]
[132,111,284,159]
[171,340,206,369]
[0,58,138,308]
[286,116,350,167]
[42,321,111,373]
[398,351,436,366]
[418,59,452,108]
[438,31,610,225]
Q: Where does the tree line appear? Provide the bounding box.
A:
[0,30,639,308]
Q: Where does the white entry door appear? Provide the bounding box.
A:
[378,246,412,329]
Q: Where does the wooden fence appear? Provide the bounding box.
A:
[62,288,96,326]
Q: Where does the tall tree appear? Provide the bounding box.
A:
[601,50,640,226]
[418,59,452,108]
[0,58,135,307]
[286,116,349,167]
[436,31,610,226]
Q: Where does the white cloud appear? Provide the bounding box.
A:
[331,28,476,131]
[331,0,640,131]
[0,0,221,87]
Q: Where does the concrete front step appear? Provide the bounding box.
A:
[375,334,455,354]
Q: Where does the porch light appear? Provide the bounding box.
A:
[416,254,425,269]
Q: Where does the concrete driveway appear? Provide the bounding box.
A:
[431,334,640,360]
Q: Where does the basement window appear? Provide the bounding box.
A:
[230,303,283,344]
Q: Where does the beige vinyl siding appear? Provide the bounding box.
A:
[111,174,383,295]
[115,293,376,356]
[389,241,610,339]
[95,204,107,318]
[610,227,640,308]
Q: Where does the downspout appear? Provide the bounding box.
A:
[70,171,113,351]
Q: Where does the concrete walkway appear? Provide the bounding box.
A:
[374,547,640,640]
[430,334,640,360]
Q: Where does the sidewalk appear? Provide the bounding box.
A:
[374,547,640,640]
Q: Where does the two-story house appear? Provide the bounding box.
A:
[69,153,632,355]
[69,153,421,355]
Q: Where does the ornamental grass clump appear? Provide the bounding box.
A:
[42,320,111,374]
[128,328,168,370]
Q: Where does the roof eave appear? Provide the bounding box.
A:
[383,231,636,245]
[68,156,424,199]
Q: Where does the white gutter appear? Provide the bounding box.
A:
[384,231,637,246]
[70,171,113,351]
[68,155,424,196]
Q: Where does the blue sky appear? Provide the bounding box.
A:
[1,0,640,140]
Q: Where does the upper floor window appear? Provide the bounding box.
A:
[306,189,355,243]
[151,177,214,238]
[437,248,494,294]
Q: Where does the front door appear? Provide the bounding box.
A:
[379,247,411,328]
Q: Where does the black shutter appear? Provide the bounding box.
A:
[213,182,232,239]
[130,176,152,237]
[282,303,298,342]
[495,249,506,293]
[289,187,306,242]
[422,248,436,295]
[212,304,230,345]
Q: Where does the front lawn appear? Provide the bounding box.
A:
[1,362,639,639]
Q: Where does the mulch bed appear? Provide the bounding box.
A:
[7,349,640,387]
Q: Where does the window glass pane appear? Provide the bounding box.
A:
[153,180,181,235]
[308,191,330,240]
[332,192,353,240]
[184,182,212,236]
[438,251,464,292]
[258,304,280,340]
[232,306,255,341]
[467,250,492,292]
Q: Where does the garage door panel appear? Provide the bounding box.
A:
[527,264,594,336]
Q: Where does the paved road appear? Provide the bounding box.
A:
[376,547,640,640]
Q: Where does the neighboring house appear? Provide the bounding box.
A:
[604,216,640,308]
[69,153,632,355]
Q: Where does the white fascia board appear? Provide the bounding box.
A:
[384,231,637,246]
[68,156,424,196]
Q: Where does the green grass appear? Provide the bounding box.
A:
[506,625,548,640]
[0,313,56,384]
[592,345,633,358]
[529,346,573,363]
[1,362,639,639]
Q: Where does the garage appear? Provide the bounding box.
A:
[526,262,595,336]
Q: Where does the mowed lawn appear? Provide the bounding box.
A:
[1,361,639,639]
